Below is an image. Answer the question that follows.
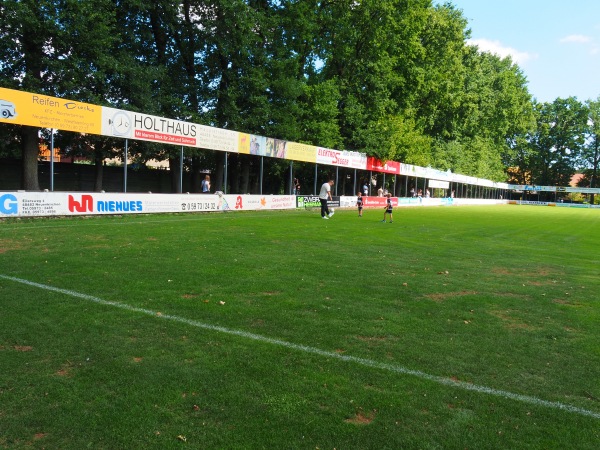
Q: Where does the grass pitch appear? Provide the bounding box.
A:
[1,205,599,449]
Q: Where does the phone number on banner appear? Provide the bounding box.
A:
[181,202,219,211]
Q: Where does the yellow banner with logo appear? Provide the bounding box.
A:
[0,87,102,134]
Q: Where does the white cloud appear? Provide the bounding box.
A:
[466,38,535,65]
[560,34,592,44]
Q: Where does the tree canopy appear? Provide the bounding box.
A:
[0,0,596,191]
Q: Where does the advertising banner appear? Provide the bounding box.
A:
[508,185,554,192]
[297,195,321,208]
[316,148,367,169]
[286,142,317,163]
[347,150,368,169]
[400,163,450,180]
[397,197,424,206]
[102,108,199,147]
[316,147,347,167]
[295,195,340,209]
[565,187,600,193]
[428,180,449,189]
[362,196,398,208]
[0,87,101,134]
[0,192,297,218]
[508,184,600,194]
[238,133,251,154]
[367,157,401,174]
[196,124,238,152]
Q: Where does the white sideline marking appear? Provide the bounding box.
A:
[2,273,599,420]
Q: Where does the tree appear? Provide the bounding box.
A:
[582,97,600,203]
[0,0,119,190]
[528,98,588,187]
[445,48,534,180]
[0,0,57,190]
[318,0,430,158]
[413,3,468,141]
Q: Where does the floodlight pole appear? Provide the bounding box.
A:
[50,129,54,192]
[179,146,183,193]
[260,156,263,195]
[224,152,228,194]
[123,139,128,193]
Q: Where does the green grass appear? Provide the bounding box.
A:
[1,205,599,449]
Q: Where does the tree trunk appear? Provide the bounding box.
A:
[169,156,181,193]
[190,156,202,193]
[229,153,240,194]
[214,152,225,192]
[21,126,40,190]
[240,155,251,194]
[94,154,104,192]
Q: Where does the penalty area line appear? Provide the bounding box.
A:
[1,273,599,421]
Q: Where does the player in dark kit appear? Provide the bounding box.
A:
[356,191,363,217]
[382,193,393,223]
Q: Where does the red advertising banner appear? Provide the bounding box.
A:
[366,157,401,174]
[362,196,398,207]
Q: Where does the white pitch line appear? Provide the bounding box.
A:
[2,273,599,420]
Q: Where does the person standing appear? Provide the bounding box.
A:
[356,191,363,217]
[293,177,301,195]
[201,175,211,193]
[319,179,335,219]
[382,193,393,223]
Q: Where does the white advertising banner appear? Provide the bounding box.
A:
[316,147,367,169]
[428,180,449,189]
[101,108,200,147]
[0,192,297,218]
[196,124,239,153]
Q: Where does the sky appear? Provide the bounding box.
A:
[440,0,600,103]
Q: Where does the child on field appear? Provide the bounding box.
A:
[382,193,393,223]
[356,191,363,217]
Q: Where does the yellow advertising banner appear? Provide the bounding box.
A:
[0,87,102,134]
[238,133,251,154]
[286,142,317,163]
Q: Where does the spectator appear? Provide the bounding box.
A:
[201,175,211,193]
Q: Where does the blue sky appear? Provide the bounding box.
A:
[441,0,600,103]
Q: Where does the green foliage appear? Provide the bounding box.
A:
[432,136,506,181]
[299,79,342,148]
[527,97,588,186]
[413,3,469,139]
[582,98,600,200]
[0,0,589,189]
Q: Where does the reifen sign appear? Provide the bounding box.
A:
[0,88,101,134]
